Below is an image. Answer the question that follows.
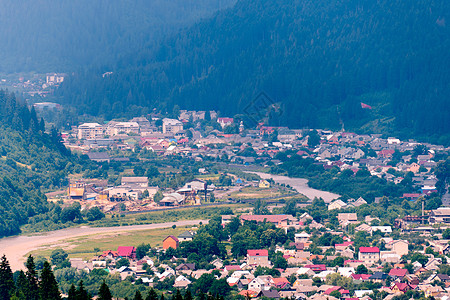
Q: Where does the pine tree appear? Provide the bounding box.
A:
[76,280,90,300]
[39,261,61,300]
[98,281,112,300]
[67,284,77,300]
[0,255,15,299]
[134,290,143,300]
[25,255,39,300]
[197,292,206,300]
[183,290,193,300]
[174,290,183,300]
[145,288,158,300]
[15,270,28,299]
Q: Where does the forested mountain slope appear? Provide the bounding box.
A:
[0,90,80,237]
[58,0,450,143]
[0,0,235,72]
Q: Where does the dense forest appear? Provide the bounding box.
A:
[57,0,450,144]
[0,90,89,237]
[0,0,235,72]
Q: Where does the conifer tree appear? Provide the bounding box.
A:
[39,261,61,300]
[174,290,183,300]
[0,255,14,299]
[145,288,158,300]
[25,255,39,300]
[15,270,28,299]
[67,284,77,300]
[134,290,143,300]
[197,292,206,300]
[76,280,90,300]
[183,290,193,300]
[98,281,112,300]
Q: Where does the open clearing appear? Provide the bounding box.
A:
[29,226,192,261]
[0,219,207,271]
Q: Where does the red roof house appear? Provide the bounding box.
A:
[117,246,136,259]
[359,247,380,253]
[304,264,327,272]
[247,250,268,256]
[389,268,408,278]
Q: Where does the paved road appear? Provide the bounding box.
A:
[0,219,208,271]
[249,172,340,203]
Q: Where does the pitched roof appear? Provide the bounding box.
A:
[117,246,136,257]
[359,247,380,253]
[324,286,341,295]
[351,274,371,280]
[369,272,388,280]
[388,268,408,277]
[178,231,194,238]
[247,249,268,256]
[335,241,353,248]
[164,235,179,242]
[392,282,412,291]
[272,277,290,288]
[259,290,281,298]
[304,264,327,271]
[224,265,241,271]
[240,214,295,223]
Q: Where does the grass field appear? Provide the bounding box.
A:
[229,186,285,199]
[29,226,193,261]
[92,203,247,228]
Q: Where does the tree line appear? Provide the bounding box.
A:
[0,90,99,237]
[0,254,232,300]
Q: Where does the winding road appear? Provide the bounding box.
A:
[249,172,340,203]
[0,219,208,271]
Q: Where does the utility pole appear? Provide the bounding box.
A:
[422,198,425,225]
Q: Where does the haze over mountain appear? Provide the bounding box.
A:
[0,0,235,72]
[57,0,450,143]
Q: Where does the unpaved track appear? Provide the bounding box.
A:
[249,172,340,203]
[0,219,208,271]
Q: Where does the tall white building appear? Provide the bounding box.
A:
[77,123,104,139]
[162,118,183,134]
[105,122,140,136]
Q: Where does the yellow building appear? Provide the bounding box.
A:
[259,180,270,188]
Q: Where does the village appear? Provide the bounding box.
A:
[32,107,450,299]
[61,207,450,299]
[44,107,449,211]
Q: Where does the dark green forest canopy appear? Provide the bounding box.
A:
[0,0,235,72]
[0,90,80,237]
[57,0,450,143]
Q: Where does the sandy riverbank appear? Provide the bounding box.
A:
[249,172,340,203]
[0,219,208,271]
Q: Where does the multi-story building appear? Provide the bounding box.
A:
[358,247,380,265]
[105,121,139,136]
[247,249,270,267]
[429,207,450,224]
[77,123,104,139]
[162,118,183,134]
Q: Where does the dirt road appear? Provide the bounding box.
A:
[0,219,208,271]
[250,172,340,203]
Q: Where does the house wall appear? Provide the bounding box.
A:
[163,238,178,250]
[392,242,409,257]
[248,255,270,267]
[358,252,380,265]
